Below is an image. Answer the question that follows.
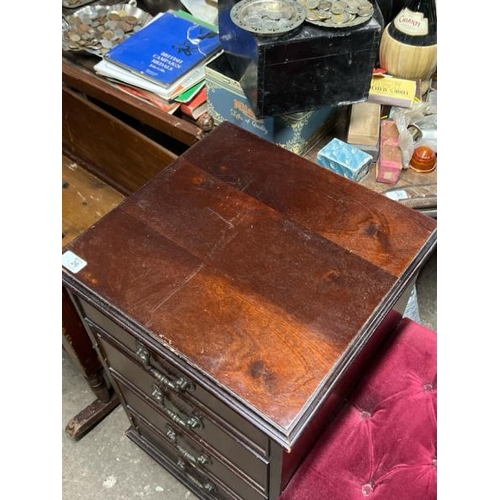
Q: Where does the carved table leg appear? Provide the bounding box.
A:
[62,286,120,440]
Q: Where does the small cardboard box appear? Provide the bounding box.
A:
[347,102,381,161]
[317,138,373,182]
[376,119,403,184]
[205,53,338,156]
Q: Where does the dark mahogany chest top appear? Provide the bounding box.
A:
[62,122,437,500]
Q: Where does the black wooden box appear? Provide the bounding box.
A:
[218,0,383,118]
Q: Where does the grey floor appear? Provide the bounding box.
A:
[62,249,437,500]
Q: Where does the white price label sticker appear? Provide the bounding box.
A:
[62,250,87,273]
[385,190,409,201]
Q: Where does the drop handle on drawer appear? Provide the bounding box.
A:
[152,384,203,430]
[176,459,217,494]
[136,342,192,393]
[165,426,210,466]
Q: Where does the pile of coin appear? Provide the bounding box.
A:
[297,0,374,28]
[62,7,147,55]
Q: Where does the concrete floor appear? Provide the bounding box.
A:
[62,249,437,500]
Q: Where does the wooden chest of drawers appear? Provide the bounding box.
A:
[62,122,437,499]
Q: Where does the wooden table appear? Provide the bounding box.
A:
[62,51,204,158]
[304,126,437,218]
[63,47,437,216]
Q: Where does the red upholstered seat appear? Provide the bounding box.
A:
[280,317,437,500]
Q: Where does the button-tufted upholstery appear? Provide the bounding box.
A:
[280,317,437,500]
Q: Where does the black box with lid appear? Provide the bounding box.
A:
[218,0,383,118]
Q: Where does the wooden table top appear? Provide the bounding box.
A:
[63,121,437,448]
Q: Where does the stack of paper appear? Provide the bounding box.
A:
[179,85,208,119]
[94,9,222,102]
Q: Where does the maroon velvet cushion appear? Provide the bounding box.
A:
[280,317,437,500]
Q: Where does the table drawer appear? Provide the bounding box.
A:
[81,300,269,454]
[62,84,178,196]
[93,327,269,489]
[122,383,267,500]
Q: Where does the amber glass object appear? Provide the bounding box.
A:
[410,145,436,173]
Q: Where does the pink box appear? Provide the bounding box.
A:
[376,120,402,184]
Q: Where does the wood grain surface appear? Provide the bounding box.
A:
[63,122,436,443]
[63,86,178,195]
[63,54,204,147]
[62,155,125,247]
[304,123,437,215]
[180,123,436,277]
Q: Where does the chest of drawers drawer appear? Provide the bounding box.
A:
[81,301,269,455]
[121,382,268,500]
[87,318,270,491]
[129,412,250,500]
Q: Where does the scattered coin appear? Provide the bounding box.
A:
[298,0,374,28]
[62,5,151,56]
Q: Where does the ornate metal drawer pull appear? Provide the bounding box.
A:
[136,342,192,393]
[165,425,210,466]
[151,384,202,430]
[177,459,216,494]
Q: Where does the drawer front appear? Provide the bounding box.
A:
[62,85,178,195]
[131,416,234,500]
[122,385,267,500]
[80,300,268,454]
[94,328,269,489]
